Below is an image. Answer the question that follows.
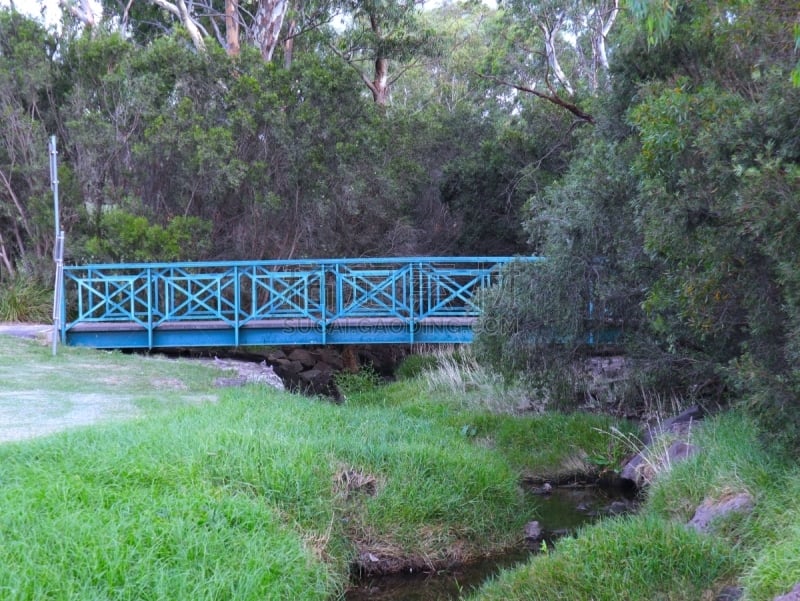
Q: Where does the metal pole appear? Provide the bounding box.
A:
[50,136,59,234]
[50,136,64,356]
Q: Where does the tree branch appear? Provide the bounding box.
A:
[479,74,595,124]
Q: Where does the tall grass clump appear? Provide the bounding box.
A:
[421,346,535,414]
[0,275,52,322]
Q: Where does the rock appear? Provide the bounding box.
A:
[666,440,699,463]
[716,586,744,601]
[314,361,334,373]
[266,350,286,362]
[205,357,285,390]
[523,521,544,546]
[687,491,755,534]
[273,358,304,375]
[288,348,317,368]
[642,405,704,446]
[317,348,344,370]
[606,500,632,516]
[774,583,800,601]
[619,406,703,489]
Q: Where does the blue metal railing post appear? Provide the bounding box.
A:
[147,266,153,349]
[234,265,240,347]
[320,264,327,345]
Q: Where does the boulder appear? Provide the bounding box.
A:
[273,358,304,375]
[288,348,318,368]
[687,491,755,534]
[620,406,703,489]
[523,521,544,547]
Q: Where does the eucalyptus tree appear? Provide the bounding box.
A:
[486,0,620,124]
[327,0,439,105]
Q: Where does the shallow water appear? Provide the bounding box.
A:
[344,485,636,601]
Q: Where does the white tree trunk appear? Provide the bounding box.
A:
[149,0,206,51]
[538,19,574,96]
[59,0,98,28]
[253,0,290,62]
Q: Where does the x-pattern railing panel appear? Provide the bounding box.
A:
[247,267,324,322]
[157,271,236,324]
[67,268,151,324]
[418,265,498,318]
[332,265,412,320]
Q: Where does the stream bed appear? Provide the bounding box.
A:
[344,484,637,601]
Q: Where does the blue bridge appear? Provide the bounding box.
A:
[59,257,541,349]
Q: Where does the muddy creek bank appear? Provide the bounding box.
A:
[345,484,638,601]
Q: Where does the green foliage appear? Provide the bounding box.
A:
[0,10,59,280]
[333,366,382,398]
[473,134,651,403]
[82,210,211,263]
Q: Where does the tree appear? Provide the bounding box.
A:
[0,10,59,278]
[328,0,436,105]
[484,0,622,124]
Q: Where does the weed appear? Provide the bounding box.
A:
[421,346,537,414]
[334,365,382,398]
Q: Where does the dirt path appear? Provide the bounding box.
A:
[0,326,281,444]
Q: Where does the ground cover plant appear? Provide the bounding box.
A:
[0,337,627,600]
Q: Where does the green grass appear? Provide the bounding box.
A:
[0,338,631,600]
[470,515,736,601]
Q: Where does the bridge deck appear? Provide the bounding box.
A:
[66,317,477,348]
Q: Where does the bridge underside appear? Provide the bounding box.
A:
[64,317,477,349]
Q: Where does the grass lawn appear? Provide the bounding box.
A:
[0,336,625,600]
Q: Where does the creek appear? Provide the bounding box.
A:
[344,484,637,601]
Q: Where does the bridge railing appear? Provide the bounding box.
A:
[60,256,544,347]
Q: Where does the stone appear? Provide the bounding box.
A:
[317,348,345,370]
[523,521,544,545]
[606,500,632,516]
[774,583,800,601]
[642,405,704,446]
[620,406,703,489]
[666,440,699,463]
[266,350,286,362]
[288,348,317,368]
[687,491,755,534]
[716,586,744,601]
[274,358,304,375]
[314,361,334,373]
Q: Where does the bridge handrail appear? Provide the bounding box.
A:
[61,256,544,271]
